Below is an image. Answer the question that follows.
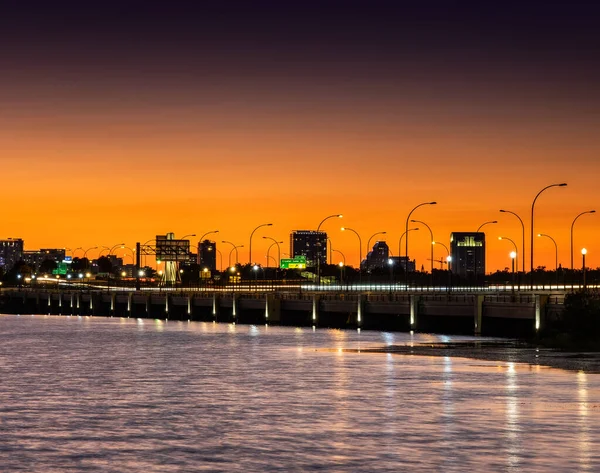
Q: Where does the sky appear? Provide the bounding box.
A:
[1,0,599,271]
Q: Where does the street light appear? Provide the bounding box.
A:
[537,233,558,272]
[500,209,525,272]
[476,220,497,232]
[332,248,346,266]
[199,230,219,242]
[316,214,343,285]
[180,234,196,240]
[405,202,436,283]
[366,231,386,272]
[83,246,98,271]
[510,251,517,291]
[248,223,273,265]
[411,220,434,277]
[432,241,449,258]
[399,228,419,263]
[263,237,282,268]
[222,241,244,267]
[531,183,567,285]
[341,227,362,283]
[582,248,588,291]
[498,236,518,270]
[570,210,595,270]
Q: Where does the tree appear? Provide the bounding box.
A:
[39,259,57,274]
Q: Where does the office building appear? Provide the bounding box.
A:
[0,238,24,271]
[198,240,217,271]
[450,232,486,278]
[290,231,327,267]
[362,241,390,271]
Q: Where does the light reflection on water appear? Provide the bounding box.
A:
[0,314,599,472]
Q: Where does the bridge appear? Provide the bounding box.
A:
[0,285,574,337]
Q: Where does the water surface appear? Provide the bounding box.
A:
[0,314,598,472]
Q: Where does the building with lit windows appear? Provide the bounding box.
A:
[450,232,486,278]
[362,241,390,271]
[22,249,66,271]
[198,240,217,271]
[290,231,327,267]
[0,238,24,271]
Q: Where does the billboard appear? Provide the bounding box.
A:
[155,235,191,262]
[280,255,307,269]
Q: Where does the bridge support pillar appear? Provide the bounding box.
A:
[110,293,116,315]
[127,292,132,316]
[265,294,281,323]
[474,294,484,335]
[312,295,320,326]
[410,295,420,330]
[232,294,238,322]
[212,294,219,321]
[535,294,548,332]
[357,294,364,327]
[187,295,192,320]
[165,295,170,319]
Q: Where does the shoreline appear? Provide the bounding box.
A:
[349,341,600,373]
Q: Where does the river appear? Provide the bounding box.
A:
[0,314,598,472]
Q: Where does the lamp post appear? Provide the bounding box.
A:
[537,233,558,272]
[199,230,219,242]
[582,248,587,291]
[341,227,362,283]
[498,237,518,269]
[405,202,436,285]
[338,262,345,287]
[399,228,419,263]
[531,183,567,287]
[248,223,273,265]
[198,231,219,265]
[316,214,343,285]
[83,247,98,271]
[432,241,449,259]
[222,241,244,267]
[366,231,387,273]
[570,210,595,270]
[411,220,434,277]
[332,248,346,266]
[473,221,496,285]
[216,249,223,272]
[500,209,525,272]
[510,251,517,292]
[263,237,282,268]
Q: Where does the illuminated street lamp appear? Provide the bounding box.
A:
[500,209,525,272]
[498,236,518,270]
[570,210,595,270]
[582,248,587,291]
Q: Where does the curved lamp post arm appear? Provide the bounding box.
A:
[570,210,595,270]
[500,210,525,272]
[531,183,567,276]
[405,202,436,276]
[249,223,273,265]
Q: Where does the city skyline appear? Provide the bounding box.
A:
[1,2,598,272]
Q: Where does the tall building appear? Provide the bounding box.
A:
[290,231,327,267]
[0,238,24,271]
[198,240,217,271]
[362,241,389,271]
[450,232,486,278]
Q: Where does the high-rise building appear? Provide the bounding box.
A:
[198,240,217,271]
[0,238,24,271]
[450,232,486,278]
[290,231,327,267]
[362,241,389,271]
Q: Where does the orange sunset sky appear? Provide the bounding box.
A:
[1,2,599,272]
